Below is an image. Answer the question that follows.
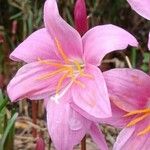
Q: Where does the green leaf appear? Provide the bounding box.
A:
[0,112,18,150]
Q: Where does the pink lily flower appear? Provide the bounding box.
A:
[127,0,150,50]
[45,92,109,150]
[74,0,88,36]
[102,68,150,150]
[7,0,138,121]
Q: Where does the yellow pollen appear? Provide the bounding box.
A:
[126,113,149,127]
[138,125,150,136]
[54,38,69,63]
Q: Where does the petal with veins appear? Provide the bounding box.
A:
[44,0,83,60]
[7,61,69,102]
[103,68,150,112]
[46,98,91,150]
[10,28,58,63]
[82,24,138,66]
[72,64,111,119]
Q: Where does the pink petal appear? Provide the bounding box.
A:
[103,68,150,112]
[46,98,91,150]
[89,123,109,150]
[10,28,58,63]
[127,0,150,20]
[74,0,88,36]
[101,102,129,128]
[44,0,83,60]
[82,24,138,65]
[113,119,150,150]
[113,127,135,150]
[7,61,69,102]
[72,64,111,119]
[148,32,150,50]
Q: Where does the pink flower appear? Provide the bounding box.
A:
[127,0,150,50]
[74,0,88,36]
[7,0,138,121]
[45,92,109,150]
[102,68,150,150]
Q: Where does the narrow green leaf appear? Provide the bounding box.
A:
[0,112,18,150]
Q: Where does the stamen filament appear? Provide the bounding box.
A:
[124,108,150,117]
[54,38,69,63]
[126,113,149,127]
[37,67,69,80]
[56,72,69,94]
[138,125,150,136]
[73,79,85,88]
[38,57,63,68]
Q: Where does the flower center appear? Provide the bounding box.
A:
[37,37,93,102]
[124,108,150,136]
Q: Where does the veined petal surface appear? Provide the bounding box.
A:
[44,0,83,60]
[10,28,58,63]
[82,24,138,65]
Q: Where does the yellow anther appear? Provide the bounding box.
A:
[54,38,69,63]
[138,125,150,136]
[126,113,149,127]
[56,72,69,94]
[124,108,150,117]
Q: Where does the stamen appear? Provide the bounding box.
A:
[73,79,85,88]
[74,60,82,72]
[37,67,69,80]
[81,73,94,79]
[138,125,150,136]
[126,113,149,127]
[38,57,63,68]
[124,108,150,117]
[56,72,69,94]
[54,38,69,63]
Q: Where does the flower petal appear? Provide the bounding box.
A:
[10,28,58,63]
[46,98,91,150]
[103,68,150,112]
[101,102,129,128]
[127,0,150,20]
[89,123,109,150]
[44,0,83,60]
[113,119,150,150]
[7,61,69,102]
[82,24,138,65]
[72,64,111,119]
[113,127,135,150]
